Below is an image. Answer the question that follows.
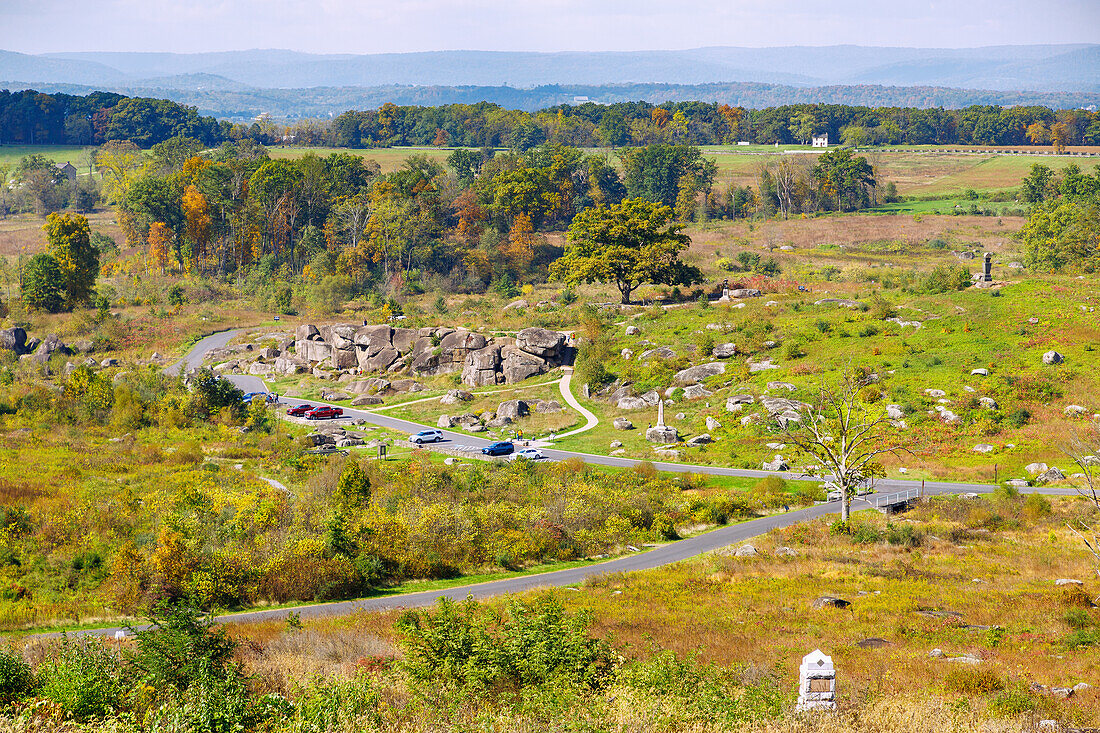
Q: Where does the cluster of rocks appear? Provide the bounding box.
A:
[1,326,107,373]
[437,397,562,431]
[291,324,572,386]
[304,424,384,450]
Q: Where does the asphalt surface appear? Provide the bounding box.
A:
[78,328,1071,637]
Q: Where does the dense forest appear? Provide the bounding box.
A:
[3,88,1100,149]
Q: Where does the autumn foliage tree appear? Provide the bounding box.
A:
[181,184,211,273]
[43,212,99,307]
[147,222,173,275]
[551,198,702,304]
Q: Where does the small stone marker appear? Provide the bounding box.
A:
[797,649,837,712]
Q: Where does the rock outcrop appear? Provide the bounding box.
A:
[292,323,571,385]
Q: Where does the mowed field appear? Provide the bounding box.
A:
[0,144,94,169]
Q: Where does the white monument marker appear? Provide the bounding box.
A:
[796,649,836,712]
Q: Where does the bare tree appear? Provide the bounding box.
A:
[779,371,910,522]
[1063,421,1100,587]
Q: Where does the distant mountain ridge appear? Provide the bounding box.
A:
[4,44,1097,92]
[4,79,1097,122]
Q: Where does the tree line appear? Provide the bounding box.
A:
[4,89,1100,150]
[2,138,883,313]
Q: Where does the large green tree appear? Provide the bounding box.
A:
[811,148,875,211]
[21,253,65,312]
[43,212,99,306]
[550,198,702,304]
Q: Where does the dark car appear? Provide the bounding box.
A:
[241,391,267,403]
[481,441,514,456]
[306,406,343,420]
[286,404,313,417]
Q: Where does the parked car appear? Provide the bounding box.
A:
[286,404,313,417]
[511,447,546,461]
[241,391,267,403]
[306,406,343,420]
[481,441,514,456]
[409,429,444,444]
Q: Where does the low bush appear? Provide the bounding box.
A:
[944,666,1004,695]
[0,647,34,700]
[39,637,127,721]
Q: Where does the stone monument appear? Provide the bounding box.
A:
[796,649,836,712]
[975,252,994,288]
[645,395,678,443]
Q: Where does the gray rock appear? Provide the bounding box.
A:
[1006,479,1030,488]
[653,448,681,460]
[886,404,905,420]
[0,327,28,354]
[729,288,761,298]
[761,396,808,427]
[437,415,454,428]
[1042,350,1064,365]
[536,400,562,413]
[613,417,634,430]
[620,348,634,360]
[726,395,755,412]
[1055,579,1083,586]
[1065,404,1087,417]
[610,440,623,449]
[748,360,780,372]
[638,346,677,361]
[712,342,738,358]
[496,399,530,421]
[71,339,94,354]
[762,456,789,471]
[924,389,947,398]
[705,416,722,431]
[295,324,320,341]
[979,397,998,410]
[351,395,383,406]
[1037,467,1066,483]
[767,381,796,392]
[928,649,944,658]
[812,596,851,610]
[248,361,273,375]
[970,368,989,376]
[100,358,119,368]
[439,389,473,405]
[734,544,758,557]
[675,412,686,420]
[321,390,351,401]
[687,434,712,445]
[775,547,797,557]
[501,347,549,383]
[515,327,565,357]
[625,325,640,336]
[682,384,713,400]
[973,444,996,453]
[646,425,678,443]
[502,299,529,311]
[1025,462,1049,475]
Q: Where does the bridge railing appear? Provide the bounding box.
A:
[869,488,921,508]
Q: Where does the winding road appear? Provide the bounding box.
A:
[100,327,1076,636]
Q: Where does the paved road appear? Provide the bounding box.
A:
[83,328,1069,637]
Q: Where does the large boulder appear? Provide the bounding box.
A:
[761,396,807,427]
[646,424,678,443]
[273,356,307,375]
[613,417,634,430]
[501,347,548,383]
[391,328,419,354]
[683,384,713,400]
[461,344,502,387]
[329,348,358,370]
[353,324,393,355]
[497,400,530,421]
[440,331,489,363]
[0,327,28,354]
[295,324,320,341]
[358,346,399,372]
[295,339,332,363]
[34,334,70,363]
[712,342,738,358]
[1042,351,1064,365]
[638,346,677,361]
[673,362,726,385]
[515,327,565,358]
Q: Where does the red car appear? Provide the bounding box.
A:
[306,406,343,420]
[286,404,313,417]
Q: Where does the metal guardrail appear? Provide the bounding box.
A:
[869,488,921,508]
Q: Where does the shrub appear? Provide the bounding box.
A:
[1006,408,1031,428]
[851,524,882,544]
[988,686,1037,717]
[127,601,237,694]
[944,666,1004,695]
[885,522,923,547]
[395,595,619,693]
[39,637,127,721]
[784,342,806,360]
[0,648,34,700]
[1064,607,1093,630]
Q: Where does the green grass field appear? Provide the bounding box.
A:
[0,144,94,169]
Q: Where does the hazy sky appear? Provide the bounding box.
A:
[4,0,1099,55]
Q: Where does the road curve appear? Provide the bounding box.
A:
[64,329,1061,636]
[554,369,599,439]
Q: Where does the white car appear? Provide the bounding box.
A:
[511,447,546,461]
[409,429,444,444]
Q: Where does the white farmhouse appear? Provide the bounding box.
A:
[811,133,829,148]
